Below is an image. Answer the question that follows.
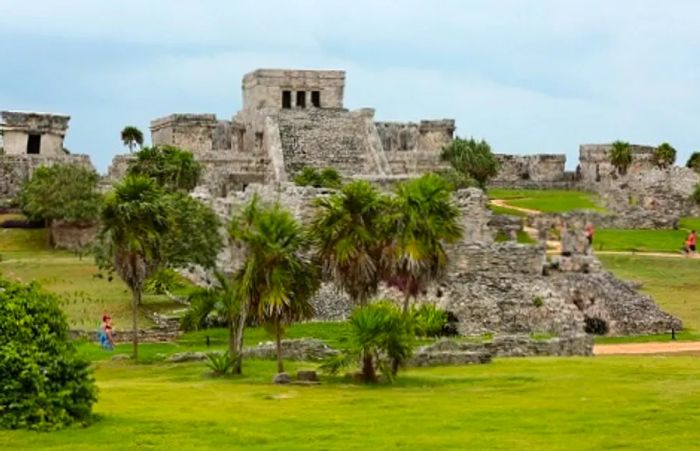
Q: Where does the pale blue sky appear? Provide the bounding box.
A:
[1,0,699,172]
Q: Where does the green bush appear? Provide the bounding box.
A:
[532,296,544,308]
[610,141,632,175]
[653,142,676,169]
[205,352,234,377]
[686,152,700,173]
[293,167,342,189]
[0,277,97,430]
[412,304,448,337]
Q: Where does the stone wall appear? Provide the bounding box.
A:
[0,154,94,200]
[579,144,656,185]
[492,154,567,183]
[242,69,345,110]
[150,114,218,156]
[1,111,70,156]
[50,220,98,251]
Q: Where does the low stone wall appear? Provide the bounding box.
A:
[0,154,94,200]
[70,327,179,343]
[50,220,98,250]
[533,210,679,231]
[449,242,545,275]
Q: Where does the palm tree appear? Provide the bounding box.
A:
[121,126,144,153]
[180,271,242,361]
[99,175,169,360]
[610,141,632,175]
[232,198,320,377]
[310,180,388,306]
[320,301,414,383]
[383,173,463,315]
[653,142,676,169]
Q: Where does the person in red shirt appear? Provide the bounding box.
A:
[684,230,697,256]
[584,223,595,254]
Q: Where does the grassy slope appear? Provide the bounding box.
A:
[2,356,700,450]
[594,218,700,253]
[488,188,605,213]
[598,254,700,332]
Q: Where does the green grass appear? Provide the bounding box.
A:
[488,189,605,213]
[599,255,700,333]
[2,356,700,450]
[594,229,687,253]
[489,203,527,217]
[0,249,180,329]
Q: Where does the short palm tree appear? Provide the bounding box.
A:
[99,175,169,360]
[121,126,144,153]
[610,141,632,175]
[127,145,201,192]
[383,173,463,314]
[230,197,320,376]
[310,180,388,306]
[653,142,676,169]
[320,301,414,383]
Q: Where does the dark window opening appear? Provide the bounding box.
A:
[311,91,320,107]
[27,134,41,154]
[255,132,263,150]
[282,91,292,109]
[296,91,306,108]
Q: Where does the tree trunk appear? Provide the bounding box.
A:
[45,219,53,248]
[402,287,412,315]
[232,302,248,375]
[132,288,140,361]
[275,317,284,374]
[361,352,376,383]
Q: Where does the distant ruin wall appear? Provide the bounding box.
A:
[150,114,218,156]
[492,154,567,183]
[0,154,94,200]
[579,144,656,185]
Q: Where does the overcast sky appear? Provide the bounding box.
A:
[1,0,699,172]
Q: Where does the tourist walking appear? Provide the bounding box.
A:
[584,223,595,254]
[683,230,697,257]
[98,314,115,350]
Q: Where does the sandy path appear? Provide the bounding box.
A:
[490,198,542,215]
[594,341,700,355]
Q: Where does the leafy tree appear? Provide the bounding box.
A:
[440,137,499,189]
[97,175,170,360]
[310,180,388,306]
[293,166,343,189]
[382,173,463,315]
[610,141,632,175]
[653,142,676,169]
[320,301,414,383]
[120,126,144,153]
[127,145,202,192]
[20,163,101,246]
[231,198,320,376]
[97,177,222,360]
[0,276,97,430]
[686,152,700,173]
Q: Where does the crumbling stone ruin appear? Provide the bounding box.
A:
[0,111,95,200]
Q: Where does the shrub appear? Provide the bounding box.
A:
[144,268,185,295]
[653,142,676,169]
[412,304,448,337]
[293,167,342,189]
[532,296,544,308]
[686,152,700,173]
[610,141,632,175]
[584,316,609,335]
[0,277,97,430]
[693,183,700,206]
[205,352,234,377]
[440,137,499,189]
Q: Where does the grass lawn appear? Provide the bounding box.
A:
[598,254,700,337]
[2,355,700,450]
[488,188,605,213]
[594,218,700,253]
[489,203,527,217]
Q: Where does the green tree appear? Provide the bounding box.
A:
[20,163,102,246]
[293,166,343,189]
[610,141,632,175]
[127,145,202,192]
[320,301,414,383]
[120,126,144,153]
[98,175,170,360]
[231,198,320,377]
[653,142,676,169]
[383,173,463,315]
[310,180,388,306]
[686,152,700,173]
[440,137,499,189]
[0,276,97,430]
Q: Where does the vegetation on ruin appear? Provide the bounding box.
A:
[610,140,632,175]
[19,163,102,238]
[3,355,700,449]
[488,188,605,213]
[126,145,202,192]
[440,137,499,189]
[685,151,700,173]
[0,276,96,431]
[119,126,144,153]
[693,183,700,205]
[653,142,676,169]
[293,166,343,189]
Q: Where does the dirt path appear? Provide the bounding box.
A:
[490,198,542,215]
[594,250,699,259]
[594,341,700,355]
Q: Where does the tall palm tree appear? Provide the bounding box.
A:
[99,175,169,360]
[310,180,388,306]
[120,126,144,153]
[610,141,632,175]
[383,173,463,315]
[233,198,320,376]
